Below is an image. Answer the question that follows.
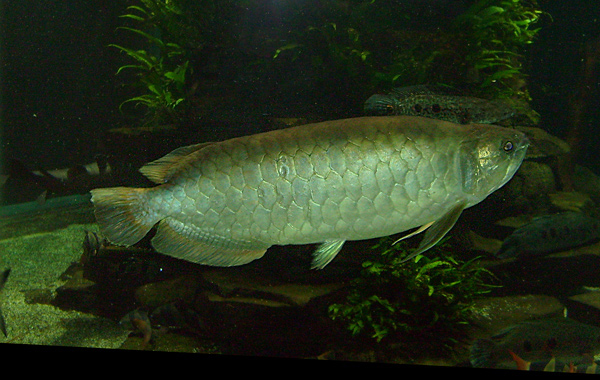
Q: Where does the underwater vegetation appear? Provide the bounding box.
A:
[452,0,547,100]
[108,0,548,124]
[273,0,547,105]
[110,0,246,127]
[110,0,193,127]
[328,237,497,354]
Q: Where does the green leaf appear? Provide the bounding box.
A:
[117,26,166,49]
[119,14,146,22]
[273,43,303,59]
[115,64,145,75]
[125,5,149,16]
[109,44,156,69]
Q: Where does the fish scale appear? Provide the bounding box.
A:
[179,119,447,242]
[91,116,528,268]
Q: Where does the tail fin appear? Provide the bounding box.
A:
[90,187,159,246]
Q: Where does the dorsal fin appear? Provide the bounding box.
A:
[139,142,214,184]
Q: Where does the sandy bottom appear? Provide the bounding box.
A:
[0,221,129,348]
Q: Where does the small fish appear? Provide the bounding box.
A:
[470,317,600,369]
[91,116,528,269]
[364,84,515,124]
[495,212,600,259]
[80,230,107,267]
[6,155,113,201]
[120,308,153,349]
[0,268,10,337]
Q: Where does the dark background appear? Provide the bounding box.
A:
[1,0,129,168]
[1,0,599,191]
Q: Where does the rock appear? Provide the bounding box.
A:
[470,295,565,337]
[569,291,600,309]
[548,191,595,212]
[518,161,557,199]
[200,268,346,307]
[134,275,202,310]
[573,165,600,207]
[52,271,99,313]
[517,126,570,160]
[566,291,600,326]
[22,288,55,305]
[467,230,502,255]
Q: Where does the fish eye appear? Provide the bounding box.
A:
[503,141,514,152]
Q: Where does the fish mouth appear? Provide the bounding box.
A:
[364,94,396,115]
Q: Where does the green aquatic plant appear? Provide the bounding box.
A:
[328,236,497,352]
[272,0,547,109]
[271,0,412,97]
[111,0,192,126]
[452,0,546,99]
[110,0,251,126]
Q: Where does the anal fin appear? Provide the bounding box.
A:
[152,218,269,267]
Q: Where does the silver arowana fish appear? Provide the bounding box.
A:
[364,85,515,124]
[91,116,529,269]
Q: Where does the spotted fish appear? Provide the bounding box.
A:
[91,116,528,269]
[496,211,600,259]
[471,317,600,369]
[364,85,515,124]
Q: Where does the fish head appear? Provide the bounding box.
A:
[458,124,529,205]
[364,94,398,115]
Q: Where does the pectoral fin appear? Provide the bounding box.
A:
[392,221,435,245]
[399,202,466,263]
[311,239,346,269]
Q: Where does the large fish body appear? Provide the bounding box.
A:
[496,212,600,259]
[364,85,515,124]
[91,116,528,268]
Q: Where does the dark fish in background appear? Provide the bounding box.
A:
[495,211,600,259]
[364,84,515,124]
[4,155,113,202]
[470,317,600,369]
[509,350,600,373]
[0,268,10,337]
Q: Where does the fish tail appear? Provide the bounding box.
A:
[90,187,160,246]
[508,350,531,370]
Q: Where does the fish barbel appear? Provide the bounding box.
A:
[91,116,528,268]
